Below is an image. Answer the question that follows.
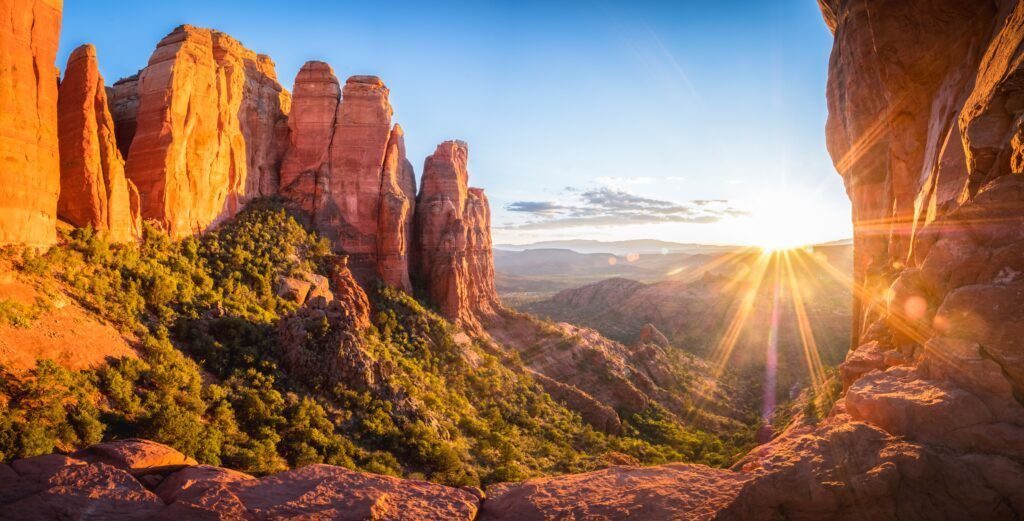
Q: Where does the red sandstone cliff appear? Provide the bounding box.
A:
[0,0,62,246]
[279,64,415,291]
[57,45,141,243]
[321,75,394,278]
[413,141,500,330]
[279,61,339,219]
[820,0,1024,448]
[124,25,290,238]
[377,124,415,292]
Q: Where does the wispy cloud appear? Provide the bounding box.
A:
[501,187,746,230]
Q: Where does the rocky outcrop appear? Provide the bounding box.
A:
[718,411,1024,520]
[0,440,479,520]
[820,0,1024,458]
[280,66,414,289]
[376,124,415,292]
[320,75,394,278]
[0,0,62,247]
[57,44,141,242]
[279,61,339,219]
[278,257,386,391]
[414,141,500,330]
[124,25,290,238]
[479,463,749,521]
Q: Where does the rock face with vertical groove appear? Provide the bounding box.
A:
[58,44,141,242]
[0,0,62,246]
[377,124,414,292]
[413,141,499,330]
[820,0,1024,440]
[279,61,340,219]
[108,74,140,159]
[124,25,290,238]
[280,65,413,289]
[321,75,394,278]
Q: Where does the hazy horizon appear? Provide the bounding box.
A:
[59,0,850,248]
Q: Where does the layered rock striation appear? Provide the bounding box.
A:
[414,140,500,330]
[57,44,141,242]
[124,25,290,238]
[0,0,63,246]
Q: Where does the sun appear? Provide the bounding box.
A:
[744,189,830,251]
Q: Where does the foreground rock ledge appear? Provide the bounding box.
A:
[0,439,479,521]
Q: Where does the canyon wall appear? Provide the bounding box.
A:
[0,0,62,246]
[821,0,1024,447]
[414,141,499,330]
[123,25,290,238]
[57,44,141,242]
[0,10,498,319]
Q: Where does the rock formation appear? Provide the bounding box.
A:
[124,25,290,238]
[279,61,339,219]
[57,44,141,242]
[321,75,394,277]
[280,66,413,289]
[108,74,140,158]
[820,0,1024,456]
[376,124,415,292]
[0,439,479,520]
[0,0,62,246]
[413,141,499,330]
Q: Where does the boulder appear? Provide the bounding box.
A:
[636,323,670,348]
[721,415,1024,520]
[57,44,141,242]
[0,0,62,246]
[0,459,164,521]
[154,465,254,504]
[73,438,198,475]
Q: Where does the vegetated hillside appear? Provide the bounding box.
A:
[495,248,750,306]
[0,202,752,486]
[521,246,853,413]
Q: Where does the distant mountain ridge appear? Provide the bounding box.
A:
[496,239,745,256]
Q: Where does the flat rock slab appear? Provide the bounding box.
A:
[479,463,750,521]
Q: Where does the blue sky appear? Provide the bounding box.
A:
[58,0,849,247]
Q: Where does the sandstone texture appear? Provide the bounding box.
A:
[108,74,140,159]
[376,124,415,292]
[0,0,62,246]
[479,463,750,521]
[819,0,1024,459]
[124,25,290,238]
[280,65,414,289]
[414,141,500,330]
[0,440,478,521]
[321,75,394,277]
[58,44,141,242]
[279,61,339,220]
